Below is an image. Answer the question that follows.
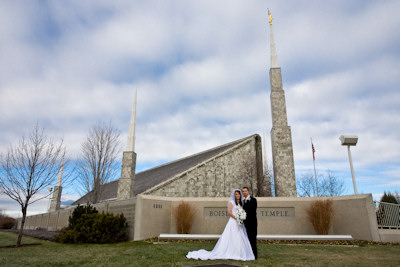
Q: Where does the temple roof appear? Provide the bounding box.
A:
[73,134,257,205]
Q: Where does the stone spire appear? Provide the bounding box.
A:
[56,155,64,187]
[117,90,137,200]
[268,9,279,68]
[49,154,64,212]
[126,88,137,152]
[268,10,297,197]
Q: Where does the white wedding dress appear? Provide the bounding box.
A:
[186,190,255,261]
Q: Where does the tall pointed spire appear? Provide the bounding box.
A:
[49,154,64,212]
[268,9,279,68]
[126,89,137,152]
[117,89,138,200]
[56,154,64,187]
[268,9,297,197]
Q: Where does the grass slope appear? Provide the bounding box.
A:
[1,231,400,266]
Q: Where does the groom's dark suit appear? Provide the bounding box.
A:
[243,196,257,259]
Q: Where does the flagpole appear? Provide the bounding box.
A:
[311,138,319,197]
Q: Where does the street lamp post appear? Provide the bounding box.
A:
[339,135,358,194]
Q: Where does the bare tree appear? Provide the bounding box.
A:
[297,172,318,197]
[263,164,274,197]
[77,122,121,203]
[321,170,346,197]
[0,124,65,246]
[296,170,346,197]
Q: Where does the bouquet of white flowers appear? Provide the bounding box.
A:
[236,206,247,227]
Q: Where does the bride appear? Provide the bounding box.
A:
[186,189,255,261]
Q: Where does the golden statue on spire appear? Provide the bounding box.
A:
[268,8,273,25]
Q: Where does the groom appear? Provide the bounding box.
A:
[242,186,257,259]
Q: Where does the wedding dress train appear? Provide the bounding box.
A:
[186,190,255,261]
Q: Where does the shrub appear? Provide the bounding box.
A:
[55,205,128,244]
[68,204,98,228]
[306,199,334,235]
[173,201,195,234]
[0,217,16,229]
[54,227,76,243]
[380,192,399,204]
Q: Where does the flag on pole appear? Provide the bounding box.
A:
[311,142,315,161]
[311,139,318,196]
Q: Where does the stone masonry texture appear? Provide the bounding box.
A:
[143,136,266,197]
[117,151,137,200]
[269,67,296,197]
[49,186,62,212]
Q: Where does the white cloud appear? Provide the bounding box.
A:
[0,191,80,218]
[1,0,400,216]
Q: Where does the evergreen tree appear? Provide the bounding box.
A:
[380,191,399,204]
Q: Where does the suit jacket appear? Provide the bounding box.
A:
[243,196,257,230]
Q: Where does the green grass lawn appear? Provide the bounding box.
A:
[1,231,400,267]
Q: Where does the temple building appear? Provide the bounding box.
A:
[74,134,266,205]
[18,12,387,243]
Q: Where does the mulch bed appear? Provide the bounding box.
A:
[147,237,399,247]
[3,229,58,241]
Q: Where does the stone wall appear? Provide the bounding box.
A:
[134,194,383,242]
[17,193,400,242]
[21,209,71,231]
[18,198,137,240]
[106,199,136,239]
[379,229,400,243]
[143,136,264,197]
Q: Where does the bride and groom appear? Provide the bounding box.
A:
[186,187,258,261]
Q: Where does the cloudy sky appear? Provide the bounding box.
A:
[1,0,399,217]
